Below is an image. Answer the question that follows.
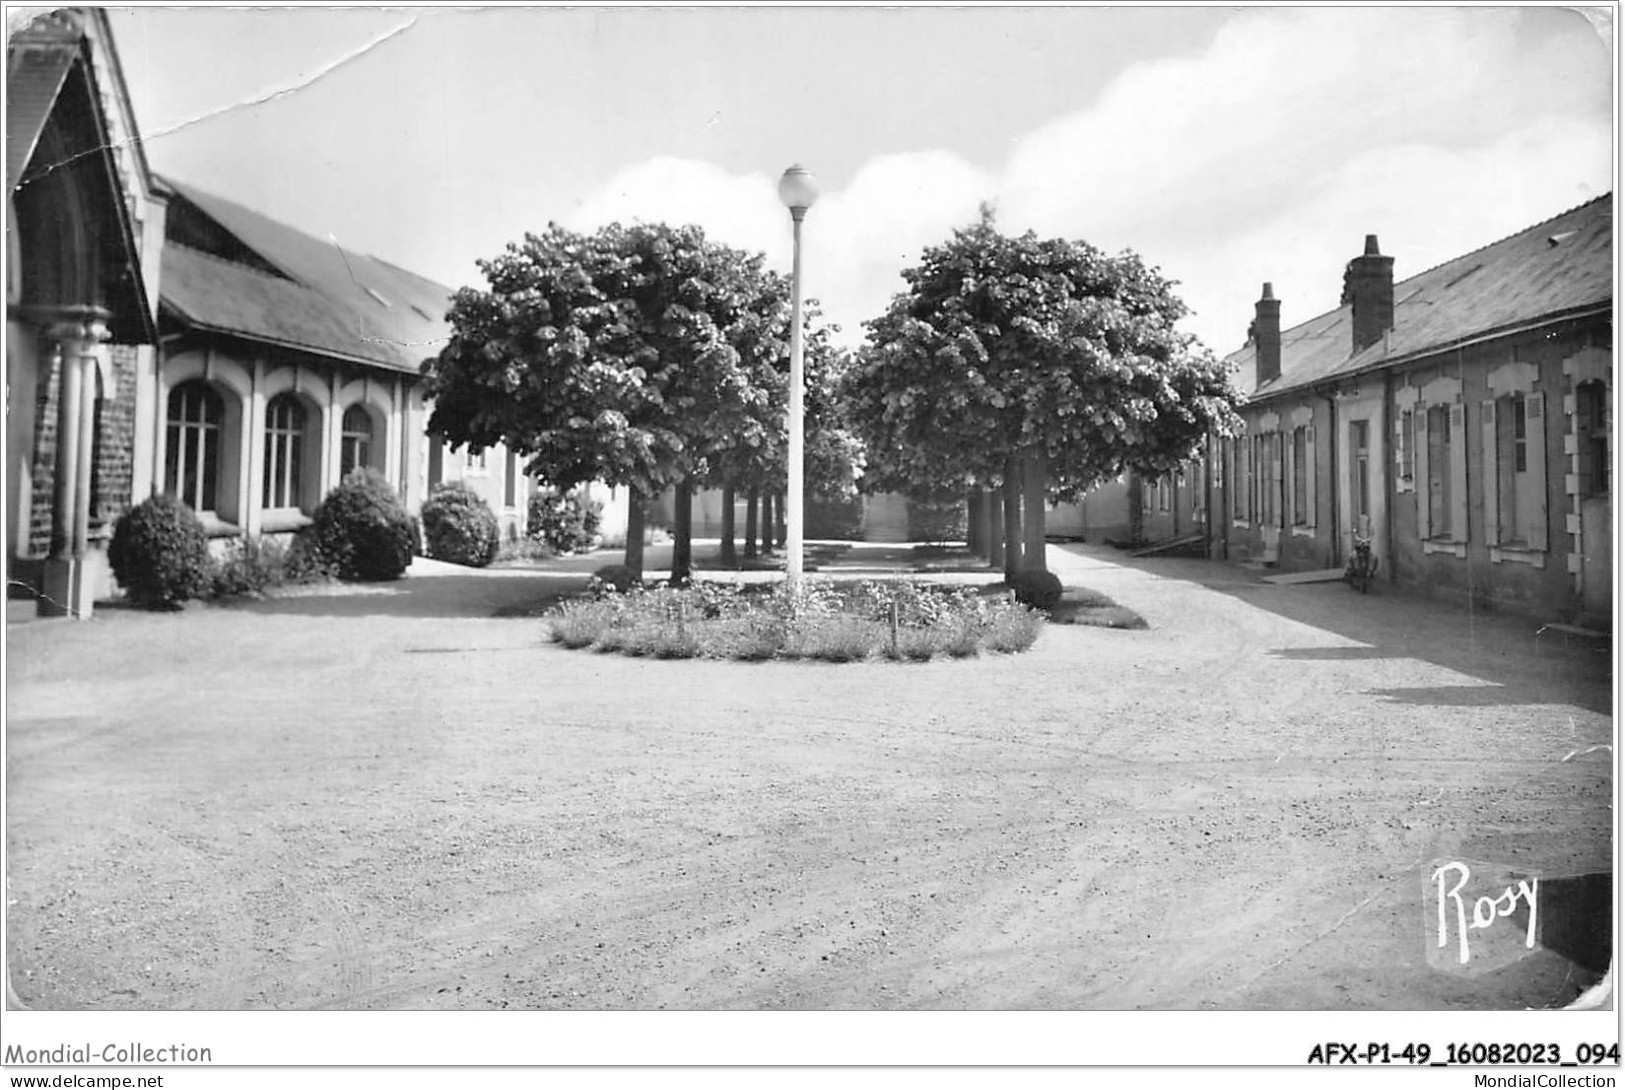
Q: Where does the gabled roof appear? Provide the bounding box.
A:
[8,8,160,343]
[6,28,76,194]
[158,178,453,374]
[1226,194,1613,401]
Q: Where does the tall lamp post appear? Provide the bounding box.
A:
[778,163,818,587]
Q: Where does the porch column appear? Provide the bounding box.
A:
[39,309,110,618]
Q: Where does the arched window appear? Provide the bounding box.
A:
[340,404,373,478]
[263,394,306,509]
[165,382,223,514]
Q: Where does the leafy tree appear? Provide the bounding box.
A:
[423,221,775,581]
[701,292,862,565]
[846,208,1240,575]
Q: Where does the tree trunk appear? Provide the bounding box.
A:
[1002,454,1023,582]
[1128,475,1144,545]
[967,491,985,556]
[743,487,759,559]
[672,480,693,584]
[988,488,1005,569]
[720,484,737,566]
[624,486,647,582]
[760,492,775,555]
[1022,447,1047,571]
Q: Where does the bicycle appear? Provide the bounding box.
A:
[1344,534,1379,593]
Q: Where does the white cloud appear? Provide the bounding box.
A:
[566,7,1612,353]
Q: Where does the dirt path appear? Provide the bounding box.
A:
[4,543,1610,1009]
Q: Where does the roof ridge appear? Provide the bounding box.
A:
[1226,191,1613,359]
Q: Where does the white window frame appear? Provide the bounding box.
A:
[1484,360,1546,566]
[1411,376,1468,557]
[263,393,306,511]
[339,403,374,480]
[165,381,223,516]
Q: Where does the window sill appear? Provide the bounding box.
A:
[195,515,241,539]
[260,510,313,534]
[1490,545,1546,568]
[1422,539,1467,558]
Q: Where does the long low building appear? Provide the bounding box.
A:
[1133,195,1612,628]
[151,177,531,544]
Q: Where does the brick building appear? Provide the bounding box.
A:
[7,12,533,620]
[6,8,167,617]
[1210,195,1612,626]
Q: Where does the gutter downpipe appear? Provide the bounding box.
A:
[1323,387,1339,567]
[1382,368,1396,584]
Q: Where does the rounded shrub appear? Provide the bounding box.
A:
[420,481,501,567]
[1008,568,1064,612]
[108,494,213,608]
[529,488,603,554]
[308,468,417,581]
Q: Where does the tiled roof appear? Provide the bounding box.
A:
[158,178,453,374]
[1226,194,1613,401]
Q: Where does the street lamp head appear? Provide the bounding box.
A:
[778,164,818,215]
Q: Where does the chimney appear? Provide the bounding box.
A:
[1342,233,1394,354]
[1254,282,1281,387]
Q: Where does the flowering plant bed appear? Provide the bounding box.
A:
[544,578,1044,662]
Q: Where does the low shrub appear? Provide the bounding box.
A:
[782,613,881,662]
[285,527,340,584]
[210,534,340,598]
[494,537,551,564]
[421,481,501,568]
[529,488,603,554]
[108,494,213,608]
[1008,568,1064,611]
[211,535,288,598]
[982,605,1046,652]
[307,468,417,582]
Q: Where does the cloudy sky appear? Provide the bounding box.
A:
[104,5,1613,357]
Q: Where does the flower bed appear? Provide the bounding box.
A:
[545,578,1044,662]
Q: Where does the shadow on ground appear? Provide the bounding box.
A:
[1058,542,1612,715]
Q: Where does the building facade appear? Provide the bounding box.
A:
[151,180,531,550]
[1209,196,1612,626]
[7,9,166,617]
[8,9,534,619]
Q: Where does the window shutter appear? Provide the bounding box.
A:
[1267,435,1280,529]
[1248,438,1261,523]
[1450,403,1469,544]
[1481,399,1499,545]
[1414,409,1431,539]
[1524,391,1547,550]
[1304,425,1317,528]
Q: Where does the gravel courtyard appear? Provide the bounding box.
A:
[4,542,1612,1010]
